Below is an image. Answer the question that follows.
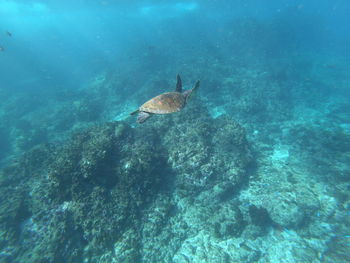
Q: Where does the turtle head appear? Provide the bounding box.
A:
[184,80,200,103]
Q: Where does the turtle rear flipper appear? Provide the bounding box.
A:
[137,112,152,123]
[130,109,139,115]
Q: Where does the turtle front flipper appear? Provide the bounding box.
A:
[137,112,152,123]
[193,80,200,93]
[184,80,200,102]
[175,74,182,93]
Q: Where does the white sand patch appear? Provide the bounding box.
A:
[209,106,226,119]
[271,145,290,162]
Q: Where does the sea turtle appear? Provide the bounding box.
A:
[130,74,200,123]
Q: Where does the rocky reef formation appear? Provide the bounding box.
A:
[0,102,252,263]
[163,104,251,196]
[1,94,349,262]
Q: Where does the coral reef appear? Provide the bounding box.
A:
[0,121,166,262]
[163,103,251,196]
[1,65,349,262]
[0,102,253,262]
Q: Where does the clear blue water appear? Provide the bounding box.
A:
[0,1,350,262]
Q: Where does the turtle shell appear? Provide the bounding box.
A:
[140,92,185,114]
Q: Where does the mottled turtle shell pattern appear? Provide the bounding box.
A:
[139,92,186,114]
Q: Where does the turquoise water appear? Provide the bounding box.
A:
[0,1,350,262]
